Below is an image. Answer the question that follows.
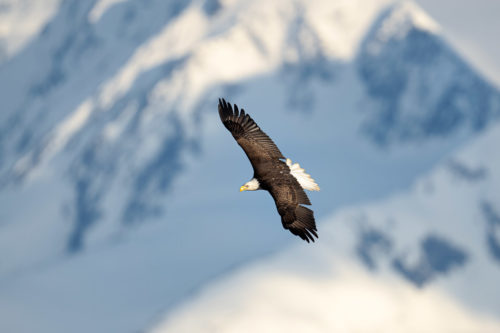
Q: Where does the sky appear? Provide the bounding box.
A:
[414,0,500,88]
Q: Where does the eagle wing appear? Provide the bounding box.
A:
[218,98,284,172]
[269,182,318,243]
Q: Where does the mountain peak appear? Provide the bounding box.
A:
[366,1,440,56]
[356,1,500,145]
[388,1,440,33]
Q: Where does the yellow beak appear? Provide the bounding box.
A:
[240,185,247,192]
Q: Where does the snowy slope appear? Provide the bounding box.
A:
[0,0,62,63]
[1,0,500,332]
[151,116,500,333]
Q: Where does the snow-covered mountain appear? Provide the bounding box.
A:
[151,119,500,332]
[1,0,499,332]
[357,3,500,144]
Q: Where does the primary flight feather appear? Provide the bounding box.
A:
[218,98,320,242]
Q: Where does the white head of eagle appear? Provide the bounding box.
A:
[240,178,260,191]
[218,98,320,243]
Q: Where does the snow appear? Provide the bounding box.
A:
[151,253,500,333]
[382,1,440,38]
[0,0,62,61]
[89,0,128,23]
[414,0,500,88]
[303,0,392,59]
[26,99,94,175]
[96,4,209,111]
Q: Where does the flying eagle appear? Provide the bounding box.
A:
[218,98,320,242]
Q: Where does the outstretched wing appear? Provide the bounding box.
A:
[218,98,284,171]
[269,182,318,243]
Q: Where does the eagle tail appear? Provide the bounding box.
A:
[286,158,320,191]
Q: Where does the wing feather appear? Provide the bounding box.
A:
[283,204,318,243]
[218,98,284,165]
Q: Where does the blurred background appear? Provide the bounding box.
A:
[1,0,500,332]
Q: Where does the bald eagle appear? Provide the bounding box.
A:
[218,98,320,242]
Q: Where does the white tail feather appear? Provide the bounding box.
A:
[286,158,320,191]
